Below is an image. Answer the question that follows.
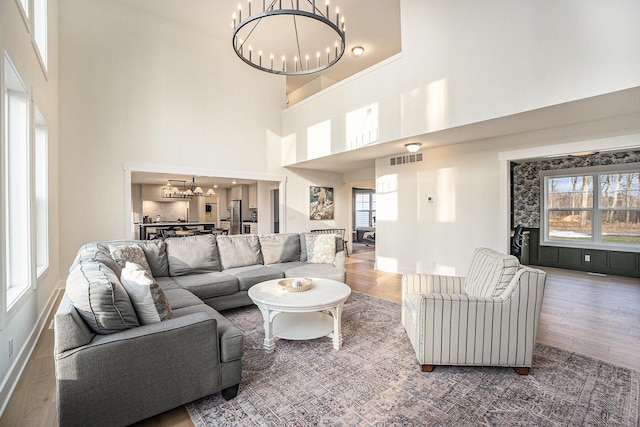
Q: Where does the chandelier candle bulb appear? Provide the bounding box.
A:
[316,51,320,67]
[259,51,262,66]
[294,55,298,71]
[282,55,286,72]
[270,53,273,70]
[305,54,309,70]
[238,4,241,22]
[249,46,252,61]
[336,7,339,25]
[248,0,251,15]
[326,0,329,18]
[327,47,330,64]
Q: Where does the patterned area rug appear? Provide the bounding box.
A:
[186,292,639,426]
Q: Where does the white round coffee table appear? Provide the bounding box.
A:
[248,278,351,353]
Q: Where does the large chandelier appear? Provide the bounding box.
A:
[232,0,346,76]
[161,177,216,199]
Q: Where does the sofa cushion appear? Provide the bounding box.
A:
[217,235,263,269]
[223,265,284,291]
[305,233,336,264]
[170,304,244,363]
[96,240,170,277]
[283,263,346,282]
[259,233,301,265]
[465,248,519,298]
[162,288,206,309]
[120,262,172,324]
[109,244,152,275]
[172,272,239,300]
[166,234,220,276]
[72,245,123,277]
[65,262,140,334]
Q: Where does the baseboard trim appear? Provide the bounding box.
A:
[0,284,64,417]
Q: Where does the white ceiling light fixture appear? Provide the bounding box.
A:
[351,46,364,56]
[232,0,346,76]
[405,142,422,153]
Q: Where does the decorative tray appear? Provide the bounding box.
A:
[278,278,313,292]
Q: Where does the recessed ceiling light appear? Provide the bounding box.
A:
[351,46,364,57]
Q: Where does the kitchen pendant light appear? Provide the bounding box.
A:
[161,177,215,198]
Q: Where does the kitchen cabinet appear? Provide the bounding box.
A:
[248,184,257,209]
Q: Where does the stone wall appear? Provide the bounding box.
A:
[512,151,640,227]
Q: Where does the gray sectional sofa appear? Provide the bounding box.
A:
[54,232,346,427]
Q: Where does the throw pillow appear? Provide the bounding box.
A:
[109,244,152,276]
[120,262,172,324]
[305,233,336,264]
[65,262,140,334]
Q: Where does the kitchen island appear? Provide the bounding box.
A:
[137,222,219,240]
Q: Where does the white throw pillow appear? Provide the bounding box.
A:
[120,262,172,324]
[109,244,152,276]
[306,233,336,264]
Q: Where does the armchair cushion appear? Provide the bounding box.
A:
[465,248,519,297]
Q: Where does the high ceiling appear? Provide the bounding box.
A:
[114,0,402,96]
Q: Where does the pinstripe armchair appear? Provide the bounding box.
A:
[401,248,546,375]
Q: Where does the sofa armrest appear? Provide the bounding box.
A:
[56,311,222,426]
[334,250,346,269]
[402,273,465,295]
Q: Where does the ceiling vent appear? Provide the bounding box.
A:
[390,153,423,166]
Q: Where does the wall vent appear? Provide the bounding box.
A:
[390,153,423,166]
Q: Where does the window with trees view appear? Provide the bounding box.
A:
[542,165,640,249]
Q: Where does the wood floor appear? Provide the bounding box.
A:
[1,245,639,426]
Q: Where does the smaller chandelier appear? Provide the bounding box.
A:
[232,0,346,76]
[161,177,215,199]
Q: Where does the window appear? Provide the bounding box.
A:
[354,189,376,228]
[34,0,48,70]
[542,164,640,250]
[3,54,32,306]
[35,108,49,276]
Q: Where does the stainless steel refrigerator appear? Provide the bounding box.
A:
[229,200,242,235]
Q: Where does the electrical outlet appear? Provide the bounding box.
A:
[8,338,13,358]
[584,254,591,262]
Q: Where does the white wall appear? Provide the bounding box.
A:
[281,0,640,275]
[58,0,290,271]
[376,118,640,276]
[0,0,60,412]
[282,0,640,162]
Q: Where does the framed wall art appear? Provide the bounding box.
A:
[309,186,334,220]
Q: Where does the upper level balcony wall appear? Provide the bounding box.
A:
[282,0,640,164]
